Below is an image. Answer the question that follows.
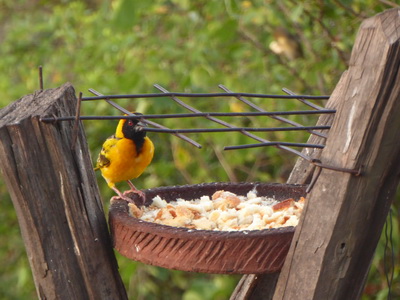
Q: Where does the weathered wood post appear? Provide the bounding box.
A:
[230,71,345,300]
[232,8,400,300]
[0,83,127,299]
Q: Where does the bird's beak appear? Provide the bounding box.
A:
[132,112,146,128]
[137,120,147,128]
[134,120,147,133]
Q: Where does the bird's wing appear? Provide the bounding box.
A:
[96,135,119,169]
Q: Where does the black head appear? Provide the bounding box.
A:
[122,114,147,153]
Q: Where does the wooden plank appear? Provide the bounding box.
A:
[0,83,127,299]
[273,8,400,300]
[231,8,400,299]
[229,49,349,300]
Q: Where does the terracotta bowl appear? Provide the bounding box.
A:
[109,182,306,274]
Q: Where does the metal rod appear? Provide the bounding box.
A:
[153,84,312,161]
[70,92,82,150]
[82,93,330,101]
[40,84,359,176]
[154,83,271,140]
[39,114,330,133]
[88,89,202,149]
[282,88,325,110]
[219,84,328,139]
[224,142,325,150]
[89,88,132,115]
[39,109,336,123]
[306,165,322,193]
[311,160,362,176]
[39,66,43,91]
[142,126,330,134]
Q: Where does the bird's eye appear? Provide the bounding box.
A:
[128,120,134,126]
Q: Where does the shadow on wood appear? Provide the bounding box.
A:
[0,83,127,299]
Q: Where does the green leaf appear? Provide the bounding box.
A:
[112,0,153,30]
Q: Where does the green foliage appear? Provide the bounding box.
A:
[0,0,398,299]
[0,187,37,300]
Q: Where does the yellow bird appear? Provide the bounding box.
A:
[95,114,154,202]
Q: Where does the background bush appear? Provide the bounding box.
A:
[0,1,398,299]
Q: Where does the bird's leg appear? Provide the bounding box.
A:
[110,186,136,204]
[124,180,145,204]
[127,180,138,191]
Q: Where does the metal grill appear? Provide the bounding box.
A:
[40,84,360,176]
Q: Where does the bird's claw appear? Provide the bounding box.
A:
[123,189,146,205]
[110,194,136,204]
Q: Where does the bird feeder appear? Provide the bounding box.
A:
[109,182,306,274]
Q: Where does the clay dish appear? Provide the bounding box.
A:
[109,182,306,274]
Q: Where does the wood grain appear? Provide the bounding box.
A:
[231,8,400,300]
[0,83,127,299]
[273,8,400,300]
[230,44,349,300]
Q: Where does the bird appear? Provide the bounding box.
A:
[95,113,154,203]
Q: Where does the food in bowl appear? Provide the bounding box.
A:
[128,189,305,231]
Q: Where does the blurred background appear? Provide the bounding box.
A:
[0,0,399,299]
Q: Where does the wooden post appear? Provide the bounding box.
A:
[0,83,127,299]
[273,8,400,300]
[231,8,400,299]
[230,78,344,300]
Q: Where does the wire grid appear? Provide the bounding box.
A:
[41,84,360,176]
